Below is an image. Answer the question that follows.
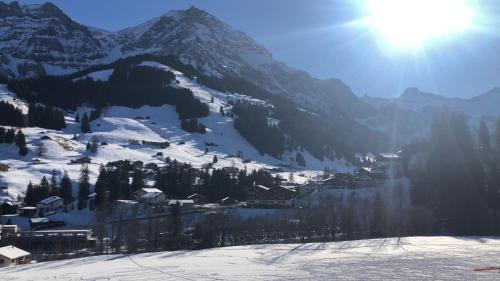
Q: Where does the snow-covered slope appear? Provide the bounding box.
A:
[0,62,354,201]
[1,236,499,280]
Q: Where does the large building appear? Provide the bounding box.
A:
[247,185,295,208]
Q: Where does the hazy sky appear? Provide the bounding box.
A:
[9,0,500,98]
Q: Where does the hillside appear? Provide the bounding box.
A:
[0,61,354,201]
[0,237,498,280]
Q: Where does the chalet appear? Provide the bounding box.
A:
[135,188,166,205]
[36,196,64,215]
[0,246,30,267]
[187,193,207,204]
[71,157,92,164]
[247,185,295,208]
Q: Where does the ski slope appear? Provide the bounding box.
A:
[1,237,499,280]
[0,61,355,201]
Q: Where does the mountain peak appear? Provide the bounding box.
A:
[399,87,442,101]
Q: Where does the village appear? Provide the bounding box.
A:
[0,152,402,266]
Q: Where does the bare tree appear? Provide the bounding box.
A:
[36,142,47,156]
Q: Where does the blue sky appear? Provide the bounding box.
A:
[9,0,500,98]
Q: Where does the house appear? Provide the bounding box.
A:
[36,196,64,215]
[71,157,92,164]
[0,246,30,267]
[18,207,37,217]
[135,188,166,205]
[187,193,207,204]
[0,225,19,239]
[221,197,238,206]
[247,185,296,208]
[29,217,65,230]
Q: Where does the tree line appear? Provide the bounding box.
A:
[403,112,500,235]
[233,101,285,158]
[0,127,28,155]
[7,62,209,122]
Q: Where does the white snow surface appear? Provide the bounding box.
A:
[1,236,499,280]
[73,69,114,82]
[0,62,354,201]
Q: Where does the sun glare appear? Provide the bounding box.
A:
[365,0,474,50]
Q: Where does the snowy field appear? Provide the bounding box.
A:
[1,236,499,280]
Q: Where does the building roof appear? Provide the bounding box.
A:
[0,245,30,259]
[142,192,163,199]
[255,185,270,191]
[378,153,399,159]
[187,193,206,199]
[38,196,63,205]
[140,188,163,194]
[30,217,50,224]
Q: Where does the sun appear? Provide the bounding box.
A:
[365,0,474,50]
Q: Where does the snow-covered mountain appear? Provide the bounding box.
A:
[364,87,500,118]
[0,2,374,119]
[359,87,500,144]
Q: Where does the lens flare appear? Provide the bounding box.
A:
[365,0,474,50]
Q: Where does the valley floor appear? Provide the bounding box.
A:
[0,236,499,280]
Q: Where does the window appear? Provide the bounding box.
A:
[0,259,4,264]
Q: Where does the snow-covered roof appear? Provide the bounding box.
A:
[139,188,164,199]
[143,192,163,199]
[30,217,49,224]
[0,246,30,259]
[255,185,270,191]
[38,196,63,205]
[378,153,399,159]
[140,188,163,194]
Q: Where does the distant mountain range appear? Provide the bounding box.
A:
[0,1,498,149]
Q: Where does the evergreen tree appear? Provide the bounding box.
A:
[24,182,36,206]
[0,127,5,143]
[478,118,492,161]
[5,128,15,143]
[130,168,145,193]
[77,165,90,209]
[167,202,184,250]
[219,106,225,117]
[107,169,121,202]
[81,112,91,133]
[60,171,73,205]
[94,165,108,207]
[15,130,28,156]
[495,118,500,156]
[39,176,50,200]
[213,155,218,164]
[49,169,59,196]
